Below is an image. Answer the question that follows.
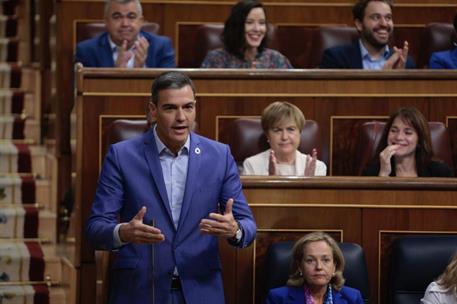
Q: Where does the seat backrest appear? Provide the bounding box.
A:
[264,241,370,303]
[75,21,160,44]
[310,26,359,68]
[275,25,315,68]
[218,118,321,169]
[103,119,149,155]
[194,24,224,67]
[418,22,456,68]
[389,235,457,304]
[355,121,454,175]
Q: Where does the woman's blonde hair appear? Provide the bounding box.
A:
[287,232,345,291]
[261,101,305,133]
[436,252,457,291]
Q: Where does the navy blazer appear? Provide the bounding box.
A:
[429,48,457,69]
[265,285,364,304]
[75,30,176,68]
[319,41,416,69]
[86,129,256,304]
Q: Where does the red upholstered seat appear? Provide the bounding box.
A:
[355,121,454,175]
[310,26,359,68]
[418,22,456,68]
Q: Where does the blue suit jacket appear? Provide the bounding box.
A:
[429,48,457,69]
[86,129,256,304]
[75,30,176,68]
[319,42,416,69]
[265,285,364,304]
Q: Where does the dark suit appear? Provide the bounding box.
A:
[319,42,416,69]
[86,129,256,303]
[265,285,364,304]
[75,30,176,68]
[429,48,457,69]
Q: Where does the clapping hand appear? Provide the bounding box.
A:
[383,41,409,70]
[133,36,149,68]
[268,150,278,175]
[304,148,317,176]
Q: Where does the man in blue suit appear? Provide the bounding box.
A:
[320,0,415,69]
[86,71,256,304]
[75,0,175,68]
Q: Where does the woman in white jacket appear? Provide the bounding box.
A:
[421,253,457,304]
[242,101,326,176]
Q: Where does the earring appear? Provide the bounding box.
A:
[298,271,303,277]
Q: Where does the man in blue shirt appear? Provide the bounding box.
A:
[320,0,415,69]
[75,0,175,68]
[86,71,256,304]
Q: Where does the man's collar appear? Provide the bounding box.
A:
[359,39,390,60]
[152,124,190,156]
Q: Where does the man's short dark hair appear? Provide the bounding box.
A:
[352,0,394,21]
[150,71,196,105]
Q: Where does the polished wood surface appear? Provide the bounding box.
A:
[76,68,457,175]
[75,68,457,304]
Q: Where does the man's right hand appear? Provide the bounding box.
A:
[115,40,133,67]
[119,206,165,243]
[378,144,400,176]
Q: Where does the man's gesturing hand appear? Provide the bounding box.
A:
[200,198,239,239]
[119,206,165,244]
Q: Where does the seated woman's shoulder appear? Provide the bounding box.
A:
[338,286,364,304]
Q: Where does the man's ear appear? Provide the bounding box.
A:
[354,19,363,33]
[148,101,157,120]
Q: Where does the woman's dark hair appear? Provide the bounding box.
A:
[222,0,269,60]
[373,107,434,175]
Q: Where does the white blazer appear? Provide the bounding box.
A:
[242,149,327,176]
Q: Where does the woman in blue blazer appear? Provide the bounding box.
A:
[429,14,457,69]
[265,232,364,304]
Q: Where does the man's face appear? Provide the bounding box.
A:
[105,1,143,47]
[149,85,196,154]
[355,1,393,50]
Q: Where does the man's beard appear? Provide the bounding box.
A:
[362,27,392,51]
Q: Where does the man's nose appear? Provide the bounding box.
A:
[176,108,185,121]
[379,16,388,26]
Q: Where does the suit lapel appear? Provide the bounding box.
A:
[143,129,174,223]
[176,133,201,235]
[98,33,116,67]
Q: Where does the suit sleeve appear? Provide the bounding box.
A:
[220,145,256,248]
[157,37,176,68]
[320,48,342,69]
[86,145,126,251]
[75,43,94,67]
[265,289,283,304]
[428,52,444,69]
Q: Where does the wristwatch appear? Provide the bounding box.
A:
[234,221,243,242]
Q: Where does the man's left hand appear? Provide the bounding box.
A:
[133,36,149,68]
[200,198,238,239]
